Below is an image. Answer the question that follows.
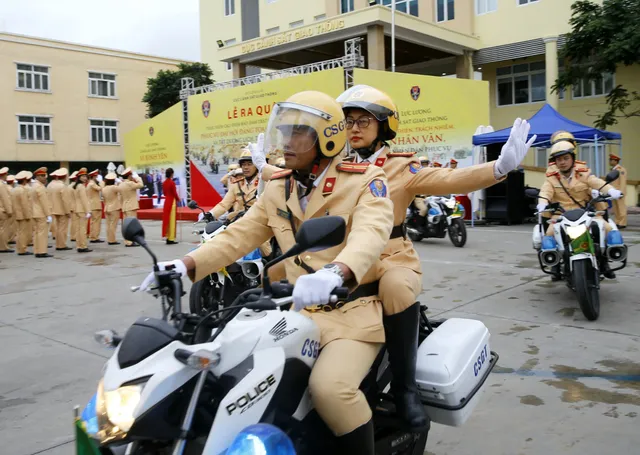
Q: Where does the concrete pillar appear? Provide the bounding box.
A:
[232,60,246,79]
[544,36,559,109]
[455,51,473,79]
[367,24,385,71]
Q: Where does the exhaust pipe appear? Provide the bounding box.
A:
[539,250,560,267]
[607,245,627,262]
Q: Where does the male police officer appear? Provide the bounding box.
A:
[49,168,73,251]
[119,168,144,247]
[73,168,92,253]
[87,169,105,243]
[609,153,627,228]
[12,171,34,255]
[138,91,394,454]
[0,167,13,253]
[32,167,53,258]
[102,173,122,245]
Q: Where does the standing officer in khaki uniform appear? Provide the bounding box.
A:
[87,169,105,243]
[68,171,78,242]
[5,175,17,245]
[73,168,92,253]
[12,171,34,255]
[139,91,394,454]
[102,173,122,245]
[32,167,53,258]
[609,153,627,228]
[0,167,13,253]
[49,168,73,251]
[119,168,144,247]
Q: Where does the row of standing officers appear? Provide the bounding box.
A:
[0,166,144,256]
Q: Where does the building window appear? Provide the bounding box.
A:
[436,0,454,22]
[382,0,419,17]
[266,26,280,34]
[226,62,232,71]
[314,14,327,21]
[518,0,539,5]
[572,72,615,99]
[16,64,50,92]
[476,0,497,15]
[17,115,52,142]
[90,120,119,144]
[88,72,116,98]
[579,143,605,177]
[225,38,237,46]
[341,0,354,14]
[290,20,304,28]
[496,62,546,106]
[225,0,235,16]
[535,148,549,168]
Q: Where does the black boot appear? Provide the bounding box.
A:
[415,215,427,234]
[601,259,616,279]
[335,420,374,455]
[384,302,429,431]
[550,264,562,281]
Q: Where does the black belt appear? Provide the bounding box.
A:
[390,223,406,239]
[305,281,380,313]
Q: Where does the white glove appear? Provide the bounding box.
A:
[132,172,139,179]
[86,213,91,219]
[494,118,537,178]
[47,216,52,224]
[536,203,547,213]
[591,189,601,200]
[248,133,267,171]
[96,174,103,183]
[607,189,623,200]
[197,212,205,222]
[293,269,343,311]
[138,260,188,292]
[115,178,122,184]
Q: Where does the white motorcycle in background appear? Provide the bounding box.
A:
[406,195,467,247]
[527,170,627,321]
[77,217,498,455]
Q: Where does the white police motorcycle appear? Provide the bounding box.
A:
[527,170,627,321]
[406,196,467,247]
[77,216,498,455]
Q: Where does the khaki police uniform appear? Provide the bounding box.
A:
[87,177,104,241]
[120,173,144,246]
[188,158,394,436]
[6,175,17,244]
[32,172,52,255]
[67,176,77,241]
[611,163,627,227]
[102,181,122,244]
[11,174,34,254]
[0,168,13,252]
[540,162,613,236]
[49,171,73,249]
[74,178,91,250]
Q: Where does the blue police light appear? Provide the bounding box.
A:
[226,424,296,455]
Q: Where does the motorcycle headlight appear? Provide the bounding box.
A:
[565,224,587,240]
[97,378,146,436]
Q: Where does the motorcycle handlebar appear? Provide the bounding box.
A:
[246,286,350,311]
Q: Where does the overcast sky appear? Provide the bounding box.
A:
[0,0,200,61]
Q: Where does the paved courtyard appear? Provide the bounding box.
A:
[0,220,638,455]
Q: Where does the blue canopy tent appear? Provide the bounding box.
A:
[472,104,622,176]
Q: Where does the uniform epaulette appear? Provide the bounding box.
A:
[230,176,244,184]
[336,162,370,174]
[575,160,587,165]
[575,166,590,173]
[546,170,559,177]
[271,169,293,179]
[386,152,416,158]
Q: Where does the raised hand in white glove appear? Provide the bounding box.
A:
[97,174,103,183]
[197,212,206,222]
[138,259,187,292]
[494,118,537,178]
[115,178,122,184]
[248,133,267,171]
[47,216,52,223]
[292,269,343,311]
[607,188,623,200]
[86,212,91,219]
[536,203,547,213]
[132,172,139,179]
[591,189,601,200]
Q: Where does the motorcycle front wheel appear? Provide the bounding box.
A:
[572,259,600,321]
[448,218,467,247]
[189,277,221,316]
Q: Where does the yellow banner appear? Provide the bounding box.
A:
[187,68,345,162]
[124,103,184,170]
[353,69,489,166]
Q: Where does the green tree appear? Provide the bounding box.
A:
[142,62,214,118]
[553,0,640,129]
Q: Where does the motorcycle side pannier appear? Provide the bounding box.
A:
[415,318,494,427]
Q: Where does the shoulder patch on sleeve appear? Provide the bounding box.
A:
[387,151,417,158]
[271,169,293,179]
[336,162,370,174]
[408,162,423,174]
[368,179,387,197]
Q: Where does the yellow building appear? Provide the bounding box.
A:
[0,32,186,173]
[200,0,638,204]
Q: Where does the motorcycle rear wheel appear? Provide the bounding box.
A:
[448,218,467,248]
[572,259,600,321]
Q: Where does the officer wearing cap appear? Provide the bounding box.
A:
[119,168,144,247]
[87,169,105,243]
[538,131,622,279]
[432,161,442,168]
[49,168,73,250]
[609,153,627,228]
[0,167,13,253]
[139,91,394,454]
[220,163,240,190]
[73,168,92,253]
[68,171,78,241]
[450,158,458,169]
[32,167,53,258]
[6,175,17,246]
[102,172,122,245]
[12,171,34,255]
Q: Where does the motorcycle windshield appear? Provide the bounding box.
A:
[563,209,586,222]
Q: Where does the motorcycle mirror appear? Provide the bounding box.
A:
[122,217,145,243]
[525,188,540,199]
[188,200,199,209]
[605,170,620,184]
[294,216,346,252]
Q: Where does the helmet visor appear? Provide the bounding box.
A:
[264,102,324,159]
